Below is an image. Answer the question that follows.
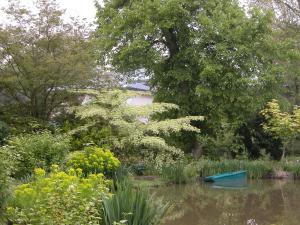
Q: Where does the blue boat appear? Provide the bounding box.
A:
[204,170,247,183]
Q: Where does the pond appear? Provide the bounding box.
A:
[157,180,300,225]
[126,95,153,106]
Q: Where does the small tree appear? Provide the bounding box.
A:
[71,89,203,169]
[0,0,97,120]
[261,99,300,159]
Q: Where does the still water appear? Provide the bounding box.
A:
[126,95,153,106]
[157,180,300,225]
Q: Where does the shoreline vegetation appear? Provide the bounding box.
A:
[132,158,300,187]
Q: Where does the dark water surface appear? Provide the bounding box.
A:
[157,180,300,225]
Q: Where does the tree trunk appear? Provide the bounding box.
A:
[281,146,286,160]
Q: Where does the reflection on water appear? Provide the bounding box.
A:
[210,175,248,189]
[157,180,300,225]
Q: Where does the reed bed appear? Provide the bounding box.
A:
[161,161,198,184]
[159,158,300,183]
[197,159,300,179]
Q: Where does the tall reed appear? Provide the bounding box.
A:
[161,161,197,184]
[281,159,300,179]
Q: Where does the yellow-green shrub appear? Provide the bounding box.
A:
[7,165,109,225]
[67,146,120,177]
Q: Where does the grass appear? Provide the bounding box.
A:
[280,157,300,179]
[161,161,197,184]
[133,176,166,187]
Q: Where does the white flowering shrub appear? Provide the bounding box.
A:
[71,89,203,169]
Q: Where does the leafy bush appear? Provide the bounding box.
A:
[0,151,11,222]
[7,166,109,225]
[0,121,10,145]
[0,131,70,179]
[199,124,247,160]
[67,146,120,177]
[161,161,197,184]
[102,180,168,225]
[71,125,112,150]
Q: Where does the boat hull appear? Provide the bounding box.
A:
[204,171,247,183]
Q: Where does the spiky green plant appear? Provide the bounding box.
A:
[102,180,168,225]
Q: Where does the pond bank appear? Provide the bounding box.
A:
[132,159,300,187]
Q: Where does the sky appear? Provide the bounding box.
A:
[0,0,248,24]
[0,0,101,23]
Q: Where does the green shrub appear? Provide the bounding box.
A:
[0,151,11,222]
[199,124,247,160]
[70,125,112,150]
[102,180,168,225]
[0,121,10,145]
[7,166,109,225]
[67,146,120,177]
[161,161,197,184]
[0,131,70,179]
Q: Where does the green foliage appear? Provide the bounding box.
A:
[7,166,109,225]
[0,151,11,222]
[238,114,283,160]
[161,161,197,184]
[96,0,279,136]
[113,165,131,183]
[250,0,300,107]
[261,99,300,159]
[102,180,168,225]
[0,131,70,179]
[281,157,300,179]
[0,0,97,120]
[0,121,10,145]
[71,89,203,169]
[67,146,120,177]
[71,125,112,150]
[0,111,55,135]
[199,123,247,160]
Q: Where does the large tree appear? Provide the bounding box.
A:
[248,0,300,106]
[96,0,280,134]
[0,0,97,120]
